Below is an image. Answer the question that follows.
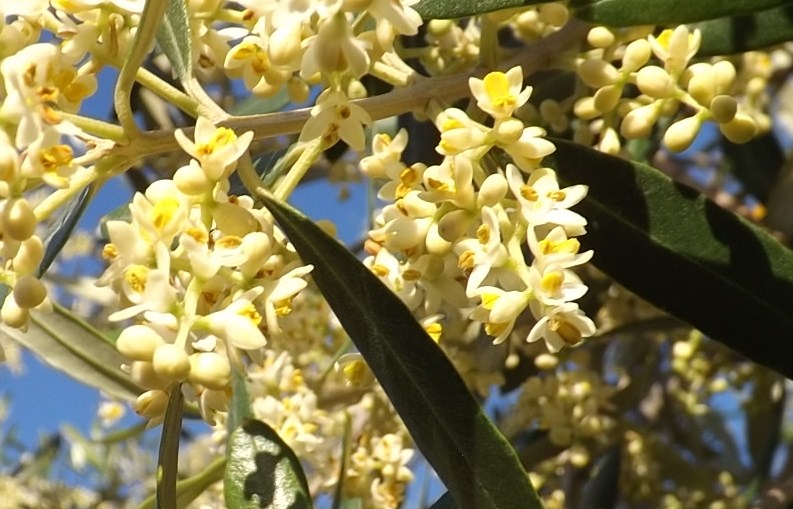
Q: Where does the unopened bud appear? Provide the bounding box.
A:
[437,209,471,242]
[477,173,508,208]
[188,352,231,390]
[587,27,615,48]
[130,361,168,390]
[2,198,36,241]
[213,202,259,237]
[1,294,28,329]
[152,344,191,381]
[593,84,621,113]
[538,3,569,26]
[719,113,757,144]
[636,66,675,98]
[13,236,44,276]
[173,161,211,195]
[573,96,600,120]
[116,325,165,362]
[287,76,310,104]
[268,23,302,66]
[578,59,619,89]
[621,104,659,139]
[622,39,651,72]
[709,95,737,124]
[664,115,702,152]
[134,390,169,419]
[13,275,46,309]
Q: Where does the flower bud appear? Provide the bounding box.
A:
[13,275,46,309]
[622,39,651,72]
[578,59,618,89]
[686,64,716,106]
[477,173,508,208]
[437,209,471,242]
[538,3,569,26]
[173,161,211,195]
[598,126,620,155]
[573,96,600,120]
[1,294,28,329]
[594,84,621,113]
[493,118,524,145]
[0,145,19,182]
[636,66,675,98]
[712,60,736,94]
[268,23,302,66]
[13,236,44,276]
[287,76,310,104]
[134,390,169,419]
[425,222,452,255]
[188,352,231,390]
[116,325,165,362]
[664,115,702,152]
[587,27,614,48]
[2,198,37,241]
[719,113,757,144]
[621,104,659,139]
[130,361,168,390]
[152,344,191,381]
[709,95,737,124]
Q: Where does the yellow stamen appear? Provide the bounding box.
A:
[540,271,563,294]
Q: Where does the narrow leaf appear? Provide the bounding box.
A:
[156,0,192,78]
[39,184,95,277]
[137,457,226,509]
[0,305,141,401]
[260,194,541,509]
[569,0,793,27]
[720,132,784,203]
[414,0,546,20]
[579,446,620,509]
[695,5,793,55]
[227,370,252,442]
[549,139,793,381]
[224,419,313,509]
[157,386,184,509]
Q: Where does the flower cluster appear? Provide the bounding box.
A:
[101,118,313,424]
[571,25,760,154]
[363,66,597,358]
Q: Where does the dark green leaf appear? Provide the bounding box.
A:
[414,0,546,20]
[224,419,313,509]
[156,0,192,79]
[720,132,784,203]
[695,4,793,55]
[579,446,621,509]
[330,414,352,509]
[569,0,793,27]
[549,138,793,381]
[0,305,141,401]
[157,386,184,509]
[260,194,541,509]
[39,184,95,277]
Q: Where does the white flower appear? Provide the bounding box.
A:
[420,155,475,208]
[648,26,701,76]
[469,66,532,120]
[507,164,587,229]
[299,89,372,151]
[456,206,509,297]
[527,302,596,353]
[203,287,267,350]
[436,108,489,156]
[501,126,557,171]
[528,262,588,306]
[301,10,370,79]
[528,226,593,271]
[364,0,423,36]
[470,286,530,344]
[174,117,253,182]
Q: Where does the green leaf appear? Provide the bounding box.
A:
[720,131,784,203]
[231,89,290,116]
[137,457,226,509]
[260,194,541,509]
[548,139,793,381]
[39,184,95,277]
[227,370,252,442]
[0,305,141,401]
[156,0,192,79]
[569,0,793,27]
[579,447,620,509]
[414,0,546,20]
[695,4,793,55]
[157,386,184,509]
[224,419,314,509]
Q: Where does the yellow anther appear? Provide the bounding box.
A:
[151,197,180,231]
[215,235,242,249]
[476,224,491,245]
[550,317,583,345]
[547,190,566,201]
[521,185,538,201]
[124,265,149,293]
[457,250,475,270]
[540,271,563,294]
[371,264,390,277]
[424,322,442,343]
